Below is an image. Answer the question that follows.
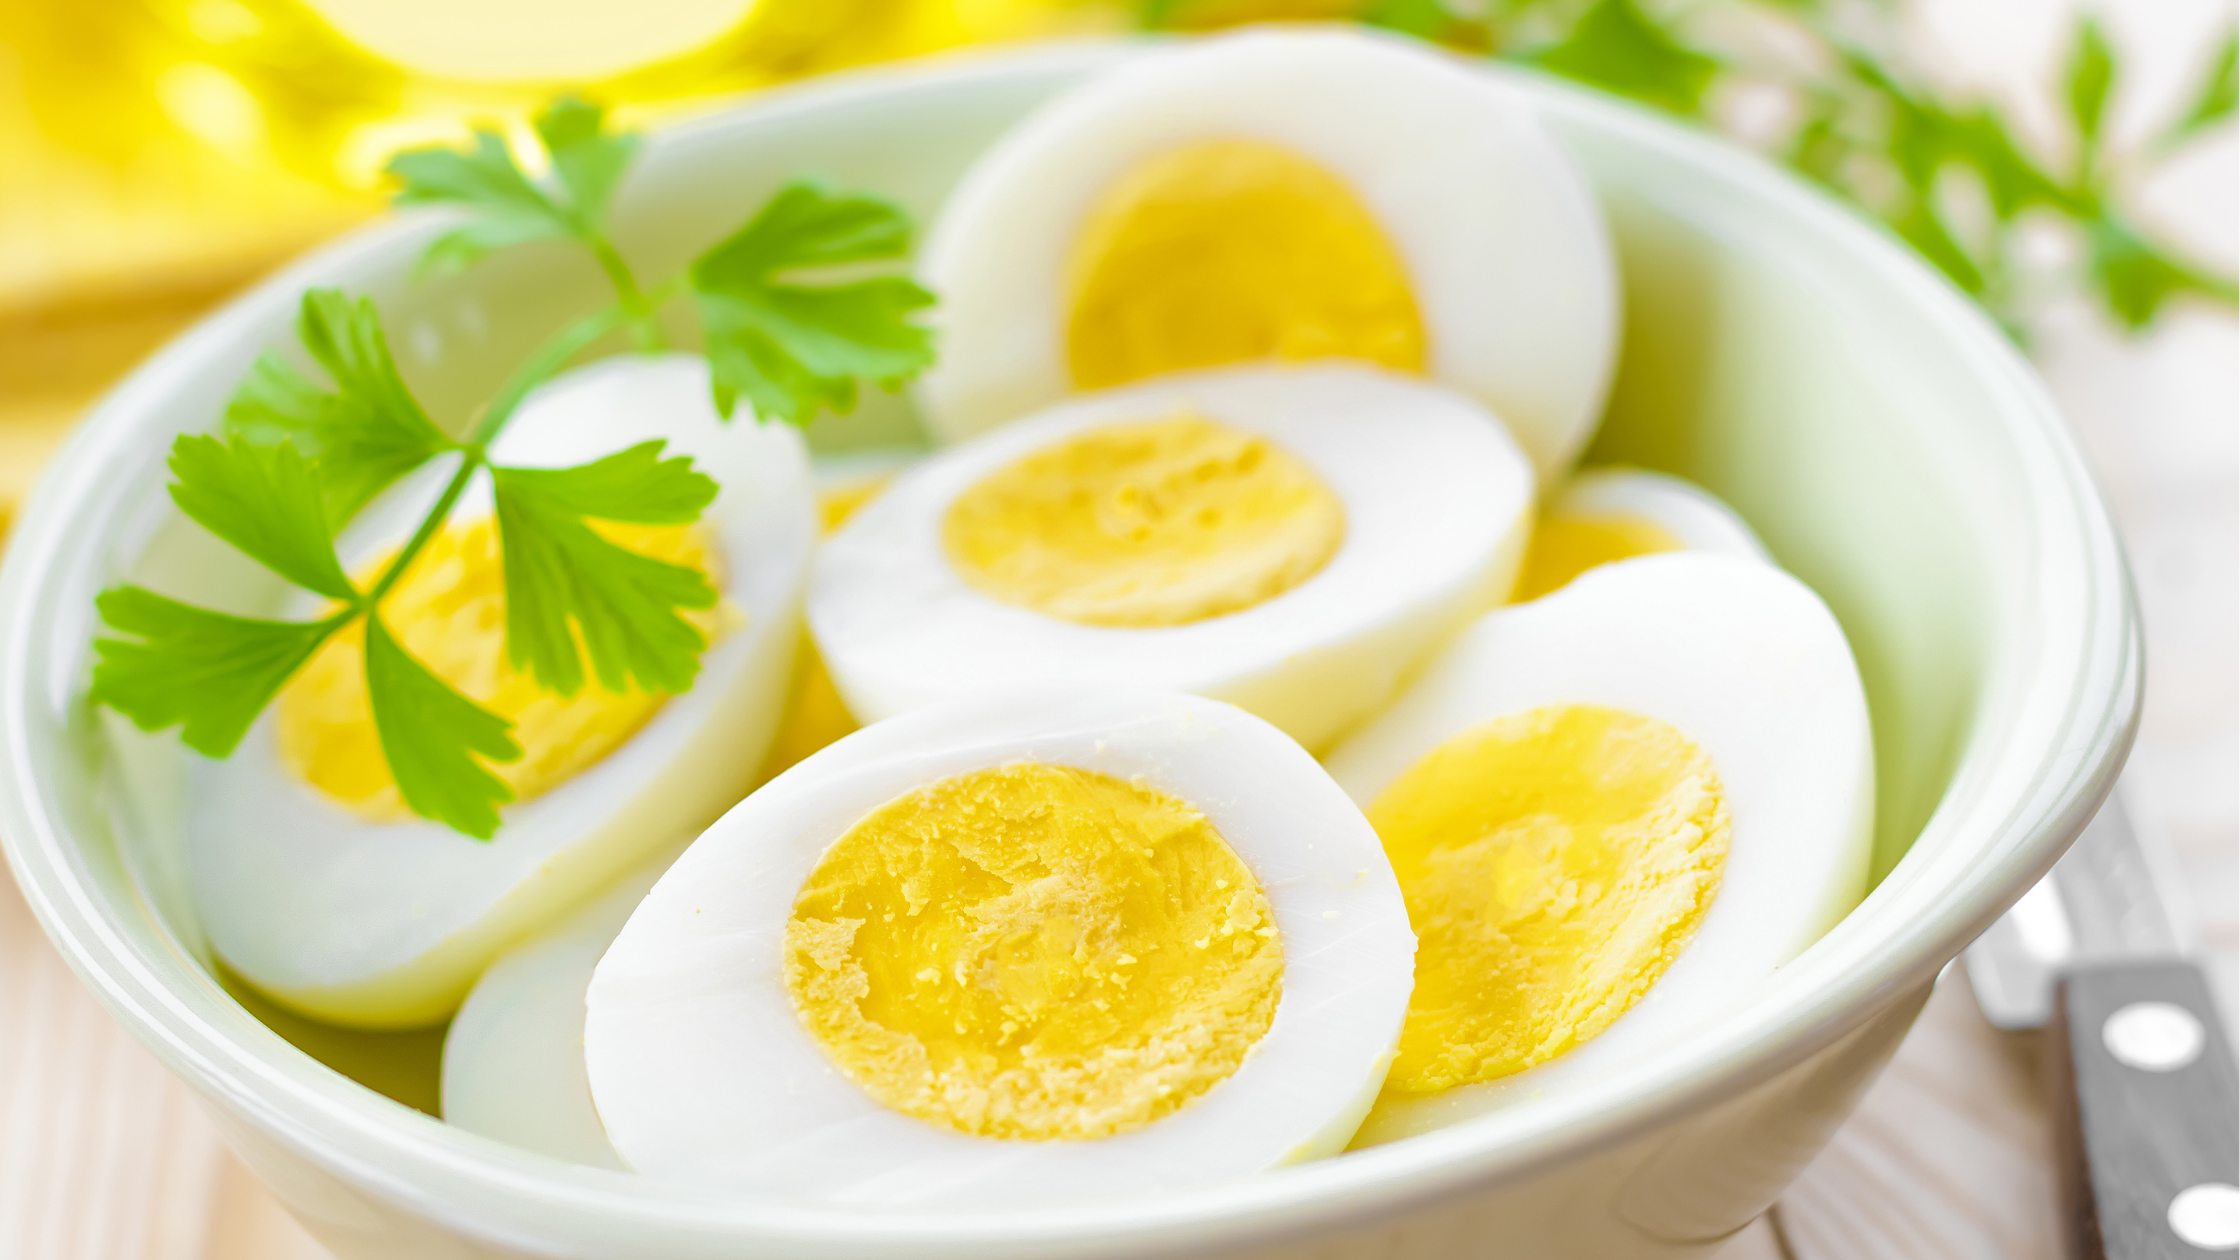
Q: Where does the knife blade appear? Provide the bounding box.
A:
[1965,785,2239,1259]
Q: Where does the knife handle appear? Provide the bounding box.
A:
[2048,961,2239,1259]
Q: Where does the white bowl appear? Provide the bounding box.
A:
[0,38,2137,1260]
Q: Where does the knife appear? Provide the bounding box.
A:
[1966,784,2239,1259]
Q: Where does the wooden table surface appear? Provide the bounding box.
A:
[0,0,2230,1255]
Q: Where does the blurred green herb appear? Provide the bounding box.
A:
[1145,0,2239,335]
[93,100,937,838]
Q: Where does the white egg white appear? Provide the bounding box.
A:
[1323,553,1874,1146]
[441,852,677,1167]
[1552,467,1770,561]
[916,26,1619,482]
[812,363,1533,752]
[188,354,816,1027]
[584,686,1416,1206]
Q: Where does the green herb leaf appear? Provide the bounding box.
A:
[535,95,639,235]
[1135,0,1187,29]
[1835,52,2073,218]
[489,455,719,699]
[1894,201,1986,295]
[2169,30,2237,143]
[2089,217,2240,329]
[2066,17,2115,144]
[224,354,330,450]
[91,588,345,758]
[493,441,717,525]
[386,98,641,276]
[1946,109,2077,219]
[388,130,573,274]
[421,215,579,278]
[1532,0,1720,116]
[165,435,357,600]
[363,613,519,840]
[1361,0,1457,40]
[226,290,456,527]
[688,180,937,424]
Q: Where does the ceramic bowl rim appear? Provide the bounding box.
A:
[0,36,2139,1257]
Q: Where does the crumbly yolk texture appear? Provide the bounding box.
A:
[1513,514,1682,602]
[276,516,726,820]
[943,413,1345,627]
[1066,139,1426,387]
[784,762,1284,1142]
[1369,704,1729,1094]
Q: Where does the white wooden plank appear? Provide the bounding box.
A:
[202,1155,340,1260]
[1772,973,2062,1260]
[0,872,225,1260]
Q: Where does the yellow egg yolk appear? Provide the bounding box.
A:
[276,516,727,821]
[1367,704,1729,1094]
[943,413,1345,627]
[784,762,1284,1141]
[1513,513,1682,602]
[1066,139,1426,388]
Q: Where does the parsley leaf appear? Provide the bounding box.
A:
[1136,0,1186,28]
[1359,0,1457,40]
[165,435,357,600]
[535,95,639,235]
[1533,0,1721,117]
[2089,217,2240,329]
[91,588,346,758]
[688,180,937,424]
[2169,30,2237,144]
[1894,202,1986,296]
[2066,17,2116,146]
[490,446,719,698]
[493,440,717,524]
[386,95,640,275]
[225,290,455,527]
[363,613,520,840]
[388,131,572,275]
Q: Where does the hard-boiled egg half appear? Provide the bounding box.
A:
[187,354,816,1027]
[584,686,1416,1204]
[1322,553,1873,1146]
[1515,467,1770,600]
[442,853,672,1167]
[810,363,1533,751]
[916,26,1617,482]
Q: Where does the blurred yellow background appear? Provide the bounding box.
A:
[0,0,1131,523]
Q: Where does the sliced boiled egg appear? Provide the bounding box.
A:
[442,470,911,1165]
[1322,553,1873,1146]
[1515,466,1769,600]
[811,363,1533,752]
[441,853,672,1167]
[916,26,1618,482]
[442,869,656,1166]
[584,686,1415,1204]
[187,354,816,1027]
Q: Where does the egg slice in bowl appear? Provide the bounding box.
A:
[441,853,671,1167]
[1516,466,1770,600]
[811,362,1533,751]
[915,26,1618,482]
[584,686,1415,1204]
[1323,552,1873,1146]
[186,355,816,1028]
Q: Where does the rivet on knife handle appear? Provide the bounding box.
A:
[2049,960,2239,1258]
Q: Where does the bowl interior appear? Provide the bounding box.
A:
[0,36,2134,1250]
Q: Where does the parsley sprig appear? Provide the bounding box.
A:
[92,99,935,839]
[1147,0,2239,336]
